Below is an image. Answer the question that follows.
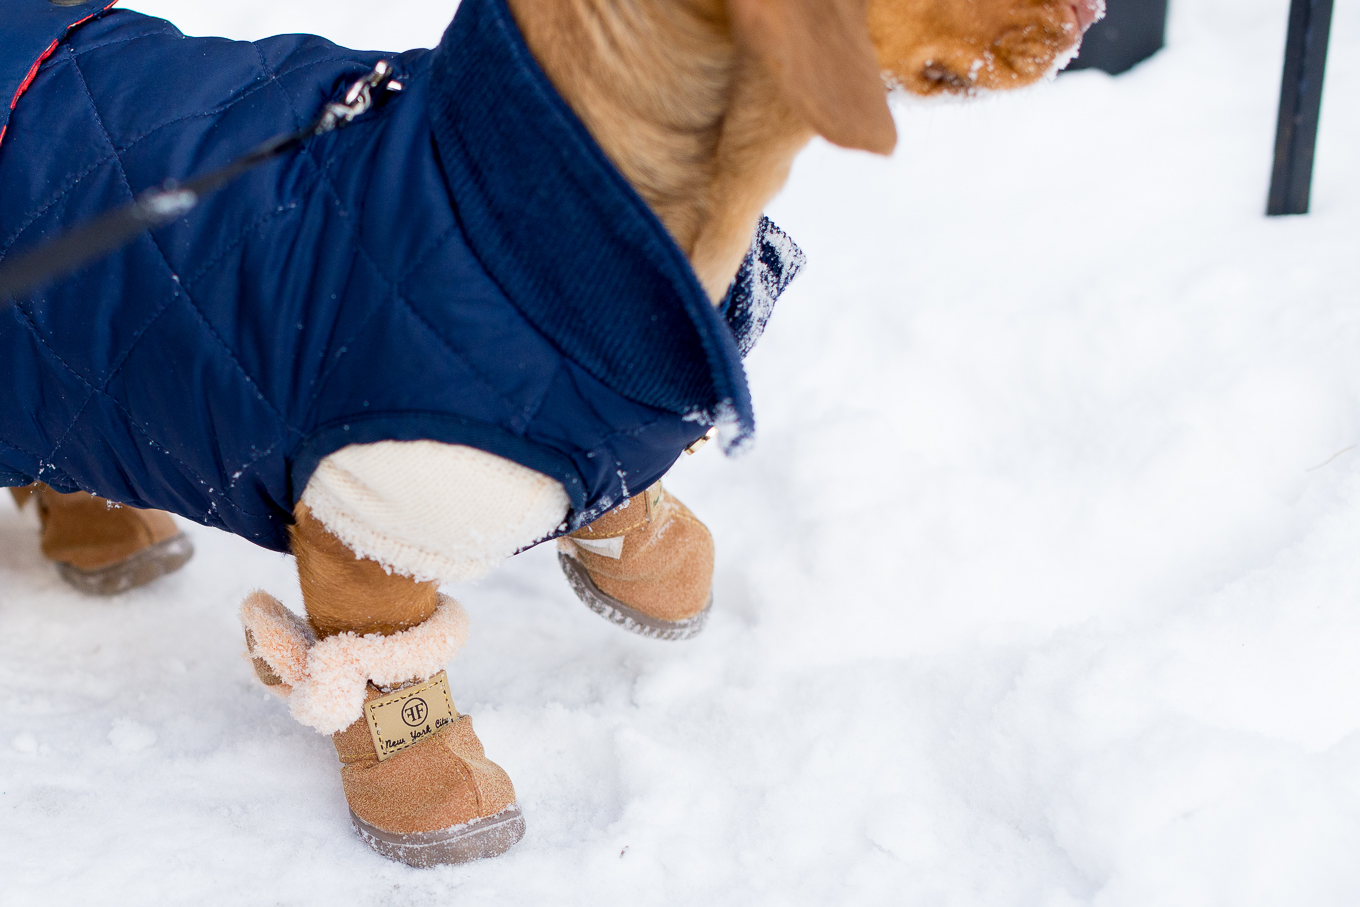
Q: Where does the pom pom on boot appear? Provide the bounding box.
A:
[240,592,524,866]
[558,482,714,640]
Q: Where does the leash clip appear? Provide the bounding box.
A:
[315,60,403,136]
[0,60,407,300]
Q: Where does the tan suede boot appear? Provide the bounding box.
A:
[241,582,525,866]
[334,683,522,866]
[558,482,714,640]
[9,484,193,595]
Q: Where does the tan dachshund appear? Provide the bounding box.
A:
[290,0,1104,632]
[284,0,1101,866]
[19,0,1100,866]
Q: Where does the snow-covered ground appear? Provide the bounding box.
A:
[3,0,1358,903]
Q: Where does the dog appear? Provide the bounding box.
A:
[0,0,1098,866]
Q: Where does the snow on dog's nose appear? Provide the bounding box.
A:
[1073,0,1105,33]
[870,0,1111,97]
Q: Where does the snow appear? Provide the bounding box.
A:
[3,0,1359,903]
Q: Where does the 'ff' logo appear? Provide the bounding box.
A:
[401,698,429,727]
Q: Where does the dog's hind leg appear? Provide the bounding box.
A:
[238,501,525,867]
[14,483,193,595]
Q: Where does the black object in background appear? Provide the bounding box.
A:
[1067,0,1170,75]
[1267,0,1335,216]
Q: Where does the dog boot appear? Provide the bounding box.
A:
[558,482,713,640]
[241,592,525,867]
[10,484,193,595]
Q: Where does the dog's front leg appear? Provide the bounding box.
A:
[290,503,440,637]
[239,500,525,867]
[559,483,715,640]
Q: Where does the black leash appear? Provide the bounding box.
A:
[0,60,401,302]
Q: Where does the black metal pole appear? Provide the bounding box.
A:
[1267,0,1335,216]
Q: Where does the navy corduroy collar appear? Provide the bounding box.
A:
[426,0,757,449]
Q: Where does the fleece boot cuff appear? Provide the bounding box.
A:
[240,592,468,735]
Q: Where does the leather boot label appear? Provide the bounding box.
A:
[364,671,458,762]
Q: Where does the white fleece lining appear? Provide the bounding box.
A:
[301,441,571,584]
[569,535,626,559]
[240,591,469,735]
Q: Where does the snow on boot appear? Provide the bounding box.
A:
[10,484,193,595]
[558,483,713,640]
[240,592,525,867]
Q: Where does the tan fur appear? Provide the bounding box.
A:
[506,0,1089,301]
[730,0,897,155]
[298,0,1094,632]
[505,0,789,301]
[869,0,1096,95]
[291,503,439,639]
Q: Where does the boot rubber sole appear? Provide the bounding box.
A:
[55,533,194,596]
[351,804,526,867]
[558,551,710,641]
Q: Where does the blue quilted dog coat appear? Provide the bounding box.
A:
[0,0,804,551]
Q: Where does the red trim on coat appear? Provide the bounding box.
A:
[1,1,120,152]
[11,38,61,112]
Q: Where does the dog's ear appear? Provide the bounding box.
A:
[729,0,897,155]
